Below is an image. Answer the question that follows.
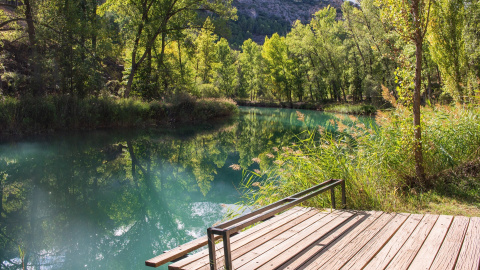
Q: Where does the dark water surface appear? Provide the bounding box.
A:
[0,107,368,269]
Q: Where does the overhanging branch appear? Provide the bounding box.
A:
[0,18,26,29]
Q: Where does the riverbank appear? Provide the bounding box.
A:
[0,95,238,137]
[241,104,480,216]
[235,99,377,115]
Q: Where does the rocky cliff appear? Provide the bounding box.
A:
[233,0,343,24]
[228,0,344,46]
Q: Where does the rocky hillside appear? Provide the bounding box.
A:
[228,0,344,46]
[234,0,343,23]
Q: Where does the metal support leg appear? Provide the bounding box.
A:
[331,188,336,209]
[341,180,346,209]
[223,232,232,270]
[207,228,216,270]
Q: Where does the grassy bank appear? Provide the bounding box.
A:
[241,104,480,216]
[235,99,377,115]
[323,103,377,115]
[235,99,320,110]
[0,95,238,136]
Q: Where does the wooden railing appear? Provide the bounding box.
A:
[207,179,345,270]
[145,179,346,269]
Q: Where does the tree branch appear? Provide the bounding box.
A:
[421,0,432,39]
[0,18,25,29]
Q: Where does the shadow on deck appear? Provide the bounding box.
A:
[146,179,480,269]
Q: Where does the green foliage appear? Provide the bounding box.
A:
[428,0,468,102]
[262,33,292,103]
[238,39,265,100]
[214,38,238,97]
[464,0,480,99]
[241,105,480,213]
[195,18,219,86]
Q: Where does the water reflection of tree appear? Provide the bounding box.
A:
[0,108,355,269]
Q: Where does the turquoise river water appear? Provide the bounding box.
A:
[0,107,372,269]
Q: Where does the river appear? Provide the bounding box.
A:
[0,107,371,269]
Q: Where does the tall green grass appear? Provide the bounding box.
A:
[241,105,480,214]
[0,95,238,136]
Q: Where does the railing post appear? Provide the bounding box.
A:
[223,232,233,270]
[331,187,336,209]
[207,228,216,270]
[341,180,346,209]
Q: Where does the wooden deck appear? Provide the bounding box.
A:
[165,207,480,270]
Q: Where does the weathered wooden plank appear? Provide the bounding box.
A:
[384,214,438,269]
[317,212,396,270]
[408,215,453,270]
[156,209,479,270]
[302,211,384,270]
[280,211,372,270]
[363,214,423,270]
[252,210,356,270]
[145,235,222,267]
[176,209,327,270]
[455,217,480,270]
[340,213,410,270]
[222,211,337,270]
[168,206,309,269]
[429,216,469,270]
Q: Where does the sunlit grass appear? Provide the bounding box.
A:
[324,103,377,115]
[240,104,480,216]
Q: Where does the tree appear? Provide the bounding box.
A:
[262,33,292,105]
[239,39,264,101]
[377,0,433,184]
[214,38,238,97]
[286,21,310,102]
[0,0,42,95]
[195,17,218,85]
[99,0,236,97]
[463,0,480,100]
[43,0,104,96]
[429,0,467,102]
[310,6,347,102]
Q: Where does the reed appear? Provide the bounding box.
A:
[241,104,480,215]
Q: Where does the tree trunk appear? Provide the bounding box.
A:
[24,0,42,96]
[91,0,97,52]
[124,0,148,97]
[413,2,426,185]
[424,58,433,102]
[24,0,35,47]
[178,40,184,86]
[125,64,136,98]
